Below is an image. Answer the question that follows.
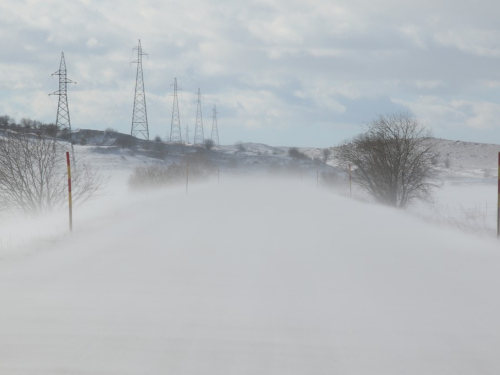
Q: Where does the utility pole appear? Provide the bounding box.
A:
[130,39,149,140]
[185,124,189,144]
[170,78,182,143]
[194,88,204,145]
[211,103,219,148]
[50,52,76,166]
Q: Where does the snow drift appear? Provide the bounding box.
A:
[0,178,499,374]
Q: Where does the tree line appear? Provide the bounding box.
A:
[0,115,67,139]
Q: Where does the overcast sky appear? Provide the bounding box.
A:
[1,0,499,147]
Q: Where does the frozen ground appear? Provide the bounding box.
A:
[0,139,499,373]
[1,177,500,374]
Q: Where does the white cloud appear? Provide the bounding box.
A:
[86,38,100,48]
[399,25,427,49]
[434,29,500,57]
[393,96,500,131]
[0,0,500,146]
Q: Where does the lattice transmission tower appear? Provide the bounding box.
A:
[194,88,204,145]
[131,39,149,140]
[50,52,76,163]
[211,103,219,147]
[169,78,182,143]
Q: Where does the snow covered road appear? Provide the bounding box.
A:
[1,179,500,374]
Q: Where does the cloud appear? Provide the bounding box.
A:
[0,0,499,146]
[393,96,500,131]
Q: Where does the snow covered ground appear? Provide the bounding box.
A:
[1,176,500,373]
[0,140,500,373]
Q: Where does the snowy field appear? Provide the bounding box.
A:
[1,167,500,373]
[0,141,500,374]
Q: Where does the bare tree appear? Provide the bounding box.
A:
[0,132,105,216]
[20,118,35,130]
[334,112,439,208]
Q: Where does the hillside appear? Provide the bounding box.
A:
[66,129,500,180]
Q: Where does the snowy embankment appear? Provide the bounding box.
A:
[0,177,500,374]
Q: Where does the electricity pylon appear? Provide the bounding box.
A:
[131,39,149,140]
[194,88,204,145]
[211,103,219,147]
[50,52,76,164]
[170,78,182,143]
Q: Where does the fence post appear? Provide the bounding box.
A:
[66,151,73,233]
[497,152,499,238]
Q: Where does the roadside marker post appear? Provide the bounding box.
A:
[66,151,73,233]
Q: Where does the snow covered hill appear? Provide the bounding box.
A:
[59,128,500,182]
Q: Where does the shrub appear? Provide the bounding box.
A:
[322,148,331,163]
[128,150,215,190]
[115,135,137,149]
[235,141,246,152]
[204,139,215,150]
[128,164,185,190]
[288,147,308,159]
